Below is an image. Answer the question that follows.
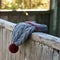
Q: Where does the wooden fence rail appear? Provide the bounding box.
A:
[0,19,60,60]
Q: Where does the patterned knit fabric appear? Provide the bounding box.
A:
[12,22,47,46]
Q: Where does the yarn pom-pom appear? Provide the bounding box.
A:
[9,43,19,53]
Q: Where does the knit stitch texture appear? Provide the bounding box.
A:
[12,22,47,46]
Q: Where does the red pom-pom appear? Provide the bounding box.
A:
[9,43,19,53]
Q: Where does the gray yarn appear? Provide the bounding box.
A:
[12,22,47,46]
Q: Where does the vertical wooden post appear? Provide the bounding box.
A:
[49,0,58,36]
[56,0,60,37]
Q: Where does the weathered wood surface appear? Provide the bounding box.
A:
[0,19,60,60]
[0,26,3,60]
[0,19,16,31]
[31,32,60,50]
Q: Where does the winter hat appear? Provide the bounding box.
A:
[9,21,47,53]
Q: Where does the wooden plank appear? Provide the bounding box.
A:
[25,40,42,60]
[32,33,60,50]
[0,9,50,12]
[57,0,60,36]
[7,30,12,60]
[34,42,42,60]
[2,28,7,60]
[0,27,3,60]
[27,40,36,60]
[15,46,21,60]
[24,40,34,60]
[49,0,58,35]
[0,19,16,31]
[40,45,53,60]
[59,51,60,60]
[6,30,12,60]
[11,54,16,60]
[53,50,59,60]
[8,30,14,60]
[19,45,25,60]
